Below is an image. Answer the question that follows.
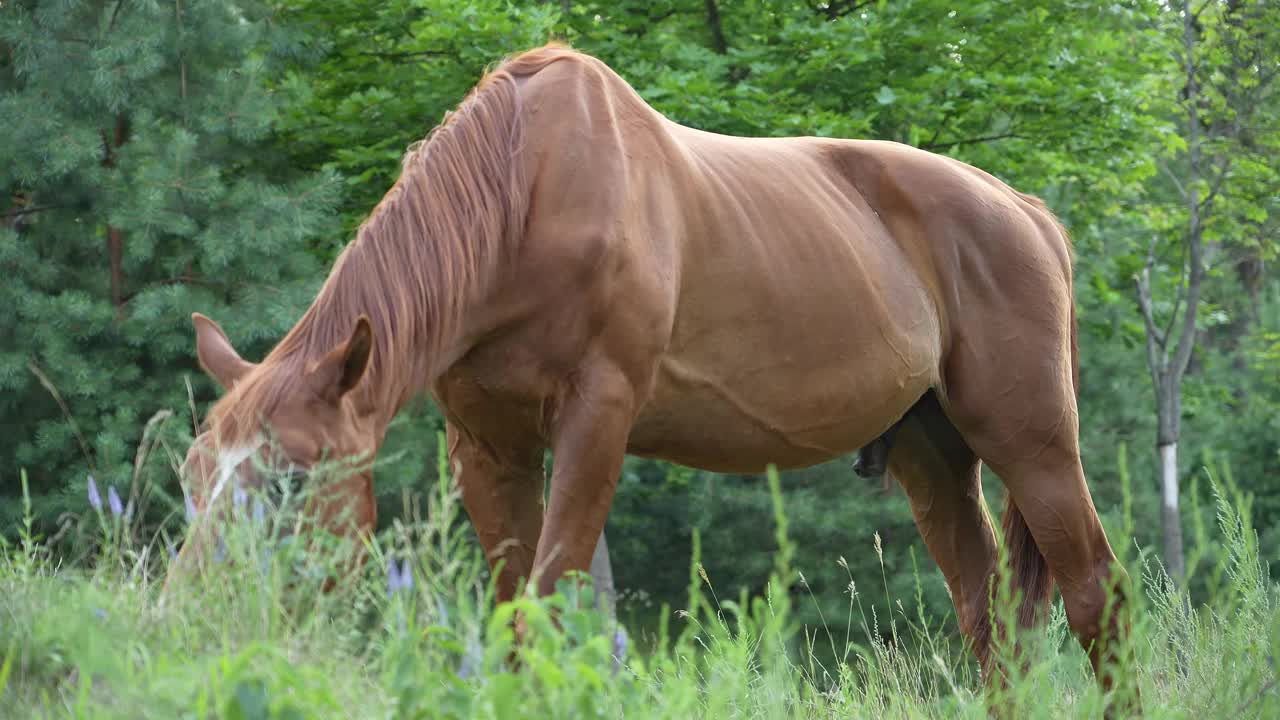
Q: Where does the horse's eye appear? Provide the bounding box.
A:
[279,467,307,496]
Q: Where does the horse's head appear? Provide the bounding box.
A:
[167,312,381,586]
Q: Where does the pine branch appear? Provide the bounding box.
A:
[26,360,97,472]
[120,275,217,305]
[2,204,67,218]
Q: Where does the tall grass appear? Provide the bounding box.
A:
[0,445,1276,719]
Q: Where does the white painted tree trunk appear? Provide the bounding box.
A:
[1158,441,1185,583]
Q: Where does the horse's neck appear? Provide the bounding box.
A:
[306,71,526,423]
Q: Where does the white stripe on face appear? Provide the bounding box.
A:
[210,444,259,507]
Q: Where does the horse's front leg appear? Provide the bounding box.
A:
[531,361,637,598]
[446,421,546,604]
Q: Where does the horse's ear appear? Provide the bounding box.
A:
[309,316,374,405]
[193,313,254,390]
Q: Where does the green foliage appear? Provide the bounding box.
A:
[0,0,341,538]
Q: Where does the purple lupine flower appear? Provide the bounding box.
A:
[387,557,415,597]
[87,475,102,511]
[387,559,403,596]
[399,558,414,593]
[458,635,483,680]
[107,485,124,518]
[612,627,628,676]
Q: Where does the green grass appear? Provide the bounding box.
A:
[1,456,1276,719]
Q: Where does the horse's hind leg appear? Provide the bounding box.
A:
[885,392,1005,667]
[943,328,1137,705]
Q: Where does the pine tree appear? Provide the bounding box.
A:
[0,0,340,540]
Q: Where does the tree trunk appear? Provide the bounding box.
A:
[704,0,728,55]
[101,113,129,318]
[1158,440,1185,582]
[589,529,617,619]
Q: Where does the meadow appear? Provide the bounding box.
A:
[1,451,1275,719]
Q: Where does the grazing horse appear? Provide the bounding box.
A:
[172,43,1135,698]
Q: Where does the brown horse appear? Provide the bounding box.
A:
[172,43,1135,698]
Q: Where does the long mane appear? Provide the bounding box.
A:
[205,43,580,442]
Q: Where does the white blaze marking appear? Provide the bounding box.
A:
[210,444,258,506]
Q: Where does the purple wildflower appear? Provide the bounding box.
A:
[387,559,402,596]
[107,485,124,518]
[87,475,102,511]
[399,558,414,593]
[612,627,628,675]
[233,485,247,511]
[251,497,265,525]
[458,635,483,680]
[387,556,415,597]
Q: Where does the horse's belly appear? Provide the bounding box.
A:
[627,343,937,474]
